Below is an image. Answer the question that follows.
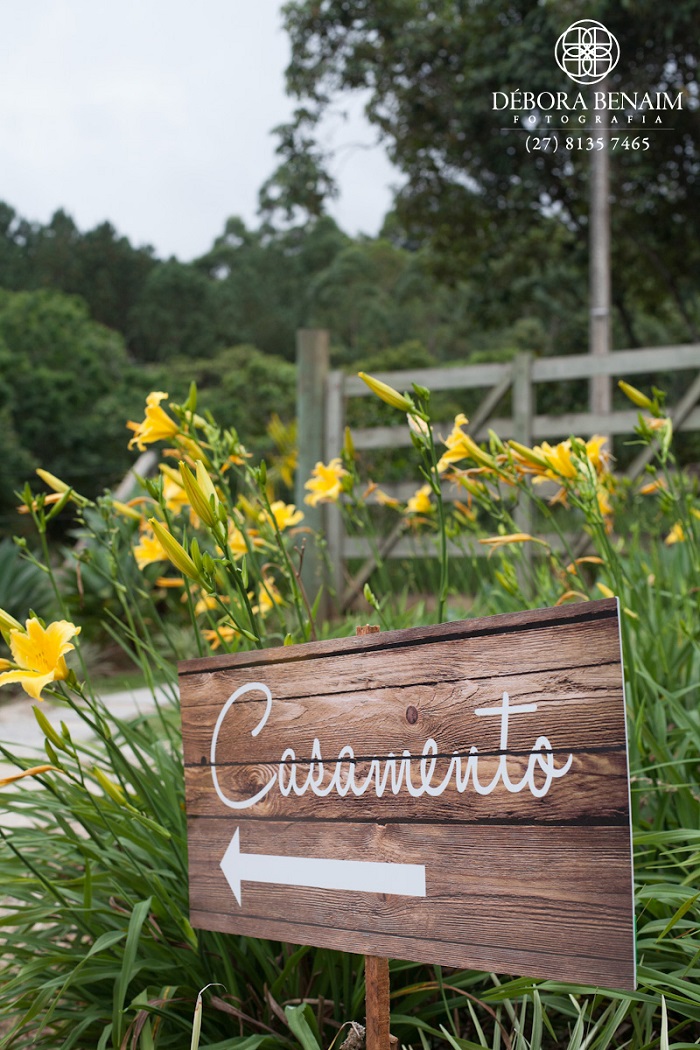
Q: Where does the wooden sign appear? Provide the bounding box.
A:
[179,598,636,990]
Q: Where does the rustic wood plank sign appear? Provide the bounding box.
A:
[179,597,636,990]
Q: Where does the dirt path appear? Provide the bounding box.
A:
[0,685,172,825]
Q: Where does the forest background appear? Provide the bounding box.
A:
[0,0,698,535]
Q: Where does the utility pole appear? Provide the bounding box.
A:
[589,102,611,423]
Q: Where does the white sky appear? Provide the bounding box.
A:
[0,0,398,260]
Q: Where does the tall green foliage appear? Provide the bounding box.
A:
[0,378,699,1047]
[0,289,141,510]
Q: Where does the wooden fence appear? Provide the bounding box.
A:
[294,333,700,610]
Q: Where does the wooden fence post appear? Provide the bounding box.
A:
[295,329,329,611]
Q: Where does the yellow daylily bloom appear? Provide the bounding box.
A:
[18,492,64,515]
[564,556,604,574]
[437,414,502,475]
[584,435,610,472]
[638,477,666,496]
[536,440,578,480]
[253,579,284,618]
[159,465,190,517]
[665,522,685,545]
[154,576,185,588]
[133,528,168,570]
[194,593,219,616]
[406,485,433,515]
[618,380,654,411]
[0,763,62,788]
[596,583,615,599]
[128,392,179,451]
[436,414,471,473]
[374,488,401,509]
[227,520,264,560]
[112,499,143,522]
[508,440,550,471]
[149,519,201,581]
[304,458,348,506]
[0,618,81,700]
[479,533,549,551]
[179,462,220,528]
[407,414,431,439]
[555,590,589,605]
[597,485,613,520]
[202,625,237,650]
[0,607,23,634]
[358,372,414,412]
[35,469,70,493]
[263,501,304,531]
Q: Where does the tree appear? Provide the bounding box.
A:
[195,215,349,360]
[0,289,141,523]
[127,260,220,361]
[279,0,700,342]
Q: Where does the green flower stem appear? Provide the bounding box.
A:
[256,484,313,640]
[419,413,449,623]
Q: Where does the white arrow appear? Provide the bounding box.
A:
[220,828,427,905]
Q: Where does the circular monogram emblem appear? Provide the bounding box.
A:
[555,19,620,85]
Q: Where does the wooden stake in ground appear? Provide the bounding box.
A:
[355,624,392,1050]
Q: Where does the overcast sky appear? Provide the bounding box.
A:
[0,0,398,260]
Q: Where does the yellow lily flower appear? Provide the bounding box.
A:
[375,489,402,510]
[226,519,264,560]
[665,522,685,545]
[0,607,23,634]
[358,372,414,412]
[304,458,348,506]
[179,462,220,528]
[133,528,168,570]
[253,578,284,617]
[148,519,201,581]
[262,501,304,531]
[638,477,665,496]
[160,465,190,517]
[0,763,62,788]
[618,380,654,411]
[0,618,81,700]
[406,485,433,515]
[436,414,472,473]
[127,392,179,451]
[479,533,549,552]
[18,492,65,515]
[112,499,143,522]
[202,625,237,650]
[35,468,69,493]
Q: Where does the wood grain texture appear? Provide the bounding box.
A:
[178,600,636,989]
[365,956,391,1050]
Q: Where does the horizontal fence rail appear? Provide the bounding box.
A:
[293,335,700,611]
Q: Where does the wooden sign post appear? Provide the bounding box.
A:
[179,597,636,1003]
[355,624,391,1050]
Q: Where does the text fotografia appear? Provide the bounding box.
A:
[494,90,683,125]
[210,684,574,809]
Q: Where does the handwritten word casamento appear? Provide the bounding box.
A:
[210,683,573,811]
